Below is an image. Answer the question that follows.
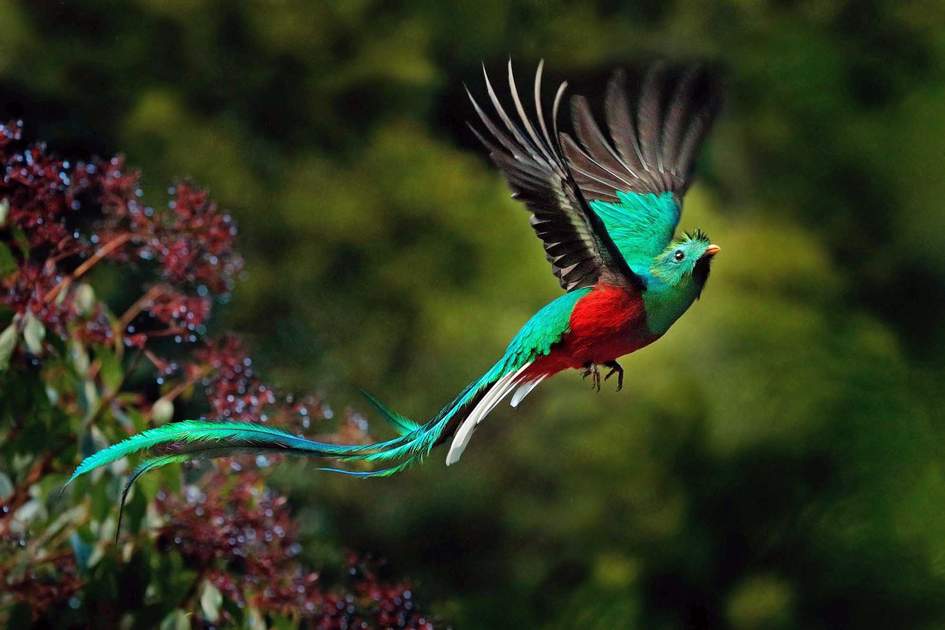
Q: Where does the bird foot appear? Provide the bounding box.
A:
[582,362,601,392]
[603,360,624,392]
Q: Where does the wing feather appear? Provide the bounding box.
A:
[469,61,644,292]
[605,70,649,182]
[570,95,637,190]
[562,63,721,259]
[637,63,667,177]
[568,63,721,199]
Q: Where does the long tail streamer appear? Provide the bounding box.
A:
[65,357,529,537]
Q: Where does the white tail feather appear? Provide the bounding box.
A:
[510,375,546,408]
[446,363,531,466]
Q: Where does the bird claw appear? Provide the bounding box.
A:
[603,360,624,392]
[582,363,601,392]
[583,361,625,392]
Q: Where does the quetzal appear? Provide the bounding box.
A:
[68,61,721,512]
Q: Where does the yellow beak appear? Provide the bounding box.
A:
[703,244,721,257]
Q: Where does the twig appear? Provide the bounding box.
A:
[117,284,166,331]
[43,232,134,303]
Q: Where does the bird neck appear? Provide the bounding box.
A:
[641,275,701,336]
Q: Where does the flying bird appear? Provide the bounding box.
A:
[68,61,722,518]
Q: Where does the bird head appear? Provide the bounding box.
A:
[650,229,720,295]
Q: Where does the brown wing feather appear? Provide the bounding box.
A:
[564,63,721,202]
[469,61,644,292]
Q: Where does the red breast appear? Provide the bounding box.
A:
[526,284,655,378]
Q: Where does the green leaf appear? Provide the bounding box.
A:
[200,580,223,623]
[159,609,190,630]
[97,345,122,392]
[22,311,45,355]
[0,321,17,371]
[245,607,266,630]
[79,378,100,419]
[0,242,16,277]
[89,474,112,524]
[14,498,45,524]
[152,552,197,612]
[270,615,298,630]
[124,482,147,534]
[0,472,13,501]
[151,397,174,424]
[0,197,8,227]
[74,282,96,316]
[11,226,29,257]
[70,338,90,374]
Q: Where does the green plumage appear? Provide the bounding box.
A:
[590,191,680,269]
[493,288,590,371]
[67,420,389,484]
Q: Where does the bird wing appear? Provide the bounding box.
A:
[562,64,721,262]
[468,61,645,293]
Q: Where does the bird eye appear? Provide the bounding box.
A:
[673,250,685,262]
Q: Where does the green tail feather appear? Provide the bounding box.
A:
[66,388,450,489]
[358,389,421,436]
[66,357,520,539]
[116,454,189,542]
[65,419,409,486]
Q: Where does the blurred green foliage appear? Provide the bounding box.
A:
[2,0,945,627]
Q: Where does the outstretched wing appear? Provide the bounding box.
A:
[562,64,721,262]
[468,61,644,293]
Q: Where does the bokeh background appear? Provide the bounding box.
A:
[3,1,945,627]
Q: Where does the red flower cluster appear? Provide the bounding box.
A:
[0,121,82,252]
[0,538,82,616]
[192,337,363,444]
[2,264,69,338]
[0,120,241,350]
[156,470,432,628]
[195,336,278,422]
[146,288,211,331]
[160,184,240,293]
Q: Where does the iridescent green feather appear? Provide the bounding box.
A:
[590,191,680,268]
[67,288,589,508]
[66,420,409,486]
[115,454,189,541]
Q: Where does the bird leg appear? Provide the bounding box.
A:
[603,360,624,392]
[582,362,601,392]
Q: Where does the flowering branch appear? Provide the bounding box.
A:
[0,121,436,628]
[42,232,134,303]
